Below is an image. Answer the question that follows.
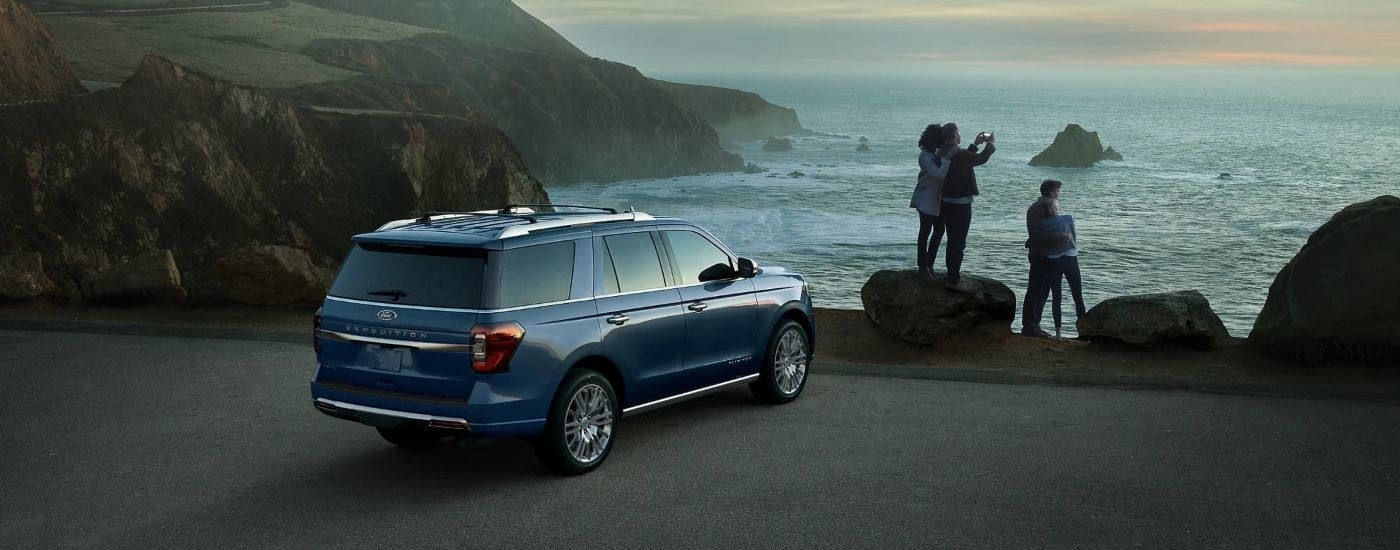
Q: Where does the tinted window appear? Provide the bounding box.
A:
[603,232,666,293]
[331,244,484,308]
[664,230,732,285]
[498,241,575,307]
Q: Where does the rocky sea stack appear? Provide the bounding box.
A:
[0,55,547,304]
[1077,290,1230,348]
[860,270,1016,346]
[1029,124,1122,168]
[763,136,794,152]
[1250,195,1400,364]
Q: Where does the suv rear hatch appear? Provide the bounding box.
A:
[315,242,485,400]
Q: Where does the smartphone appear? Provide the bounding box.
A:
[978,131,995,142]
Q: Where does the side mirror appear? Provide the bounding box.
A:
[699,262,738,283]
[737,257,757,279]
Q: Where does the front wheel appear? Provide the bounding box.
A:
[750,319,810,404]
[534,369,619,475]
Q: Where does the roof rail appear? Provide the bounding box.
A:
[374,210,537,232]
[508,204,618,214]
[497,211,654,239]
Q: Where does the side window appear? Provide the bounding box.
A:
[603,232,666,293]
[498,241,575,307]
[664,230,733,285]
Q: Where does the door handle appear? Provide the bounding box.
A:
[606,314,630,325]
[688,302,708,312]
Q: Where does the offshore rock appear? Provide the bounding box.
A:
[856,143,872,152]
[1029,124,1121,167]
[1250,196,1400,364]
[0,0,84,102]
[1101,146,1123,161]
[80,250,185,303]
[0,55,547,302]
[743,163,767,174]
[763,136,794,152]
[1077,290,1230,348]
[0,252,55,301]
[861,269,1017,346]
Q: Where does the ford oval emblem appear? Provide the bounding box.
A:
[377,310,397,321]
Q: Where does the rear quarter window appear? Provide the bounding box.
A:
[330,243,485,309]
[497,241,576,308]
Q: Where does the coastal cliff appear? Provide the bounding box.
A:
[0,0,82,101]
[303,34,744,183]
[298,0,588,59]
[656,80,810,144]
[0,55,546,302]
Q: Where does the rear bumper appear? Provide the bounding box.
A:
[310,380,547,438]
[313,398,470,431]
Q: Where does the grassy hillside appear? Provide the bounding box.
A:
[38,2,435,87]
[298,0,586,59]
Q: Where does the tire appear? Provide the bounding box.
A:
[750,319,811,404]
[376,426,441,448]
[534,369,619,476]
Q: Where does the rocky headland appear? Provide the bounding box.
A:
[1029,124,1122,168]
[0,53,546,304]
[655,80,811,144]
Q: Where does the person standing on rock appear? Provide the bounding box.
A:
[912,123,951,283]
[1022,179,1084,338]
[936,123,995,292]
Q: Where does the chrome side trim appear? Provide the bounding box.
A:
[622,373,759,415]
[318,330,474,352]
[315,398,471,429]
[491,297,595,313]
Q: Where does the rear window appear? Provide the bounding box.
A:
[330,243,485,308]
[498,241,575,308]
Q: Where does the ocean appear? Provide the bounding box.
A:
[547,70,1400,337]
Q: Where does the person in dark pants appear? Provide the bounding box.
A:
[1022,179,1079,338]
[936,123,995,292]
[911,123,950,283]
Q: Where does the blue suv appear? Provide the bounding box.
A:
[311,206,814,474]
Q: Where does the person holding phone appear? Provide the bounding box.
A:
[934,123,996,292]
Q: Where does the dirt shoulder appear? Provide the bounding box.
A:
[2,304,1396,401]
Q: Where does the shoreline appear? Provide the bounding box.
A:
[2,304,1395,402]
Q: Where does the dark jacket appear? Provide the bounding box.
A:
[1025,197,1071,256]
[942,142,995,199]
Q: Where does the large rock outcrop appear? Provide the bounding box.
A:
[655,80,810,144]
[304,34,744,183]
[0,55,548,302]
[860,270,1017,345]
[80,250,185,303]
[206,245,335,306]
[0,252,55,301]
[1029,124,1122,168]
[1077,290,1230,348]
[0,0,83,102]
[1250,196,1400,364]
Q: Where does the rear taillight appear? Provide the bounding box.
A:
[470,322,525,374]
[313,313,322,353]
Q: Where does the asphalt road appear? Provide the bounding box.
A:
[1,330,1398,549]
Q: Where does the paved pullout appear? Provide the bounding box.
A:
[2,330,1398,549]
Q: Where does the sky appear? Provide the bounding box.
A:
[514,0,1400,73]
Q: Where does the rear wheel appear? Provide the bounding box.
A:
[534,369,618,475]
[750,319,810,404]
[376,426,441,448]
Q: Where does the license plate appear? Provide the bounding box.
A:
[368,346,403,372]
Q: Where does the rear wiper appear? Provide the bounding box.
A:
[368,289,407,301]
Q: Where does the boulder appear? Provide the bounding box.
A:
[209,245,334,306]
[1101,146,1123,161]
[80,250,185,303]
[855,143,872,152]
[1077,290,1229,348]
[787,171,805,178]
[0,252,55,301]
[763,136,794,152]
[1250,196,1400,364]
[1028,124,1120,167]
[743,162,767,174]
[860,270,1016,345]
